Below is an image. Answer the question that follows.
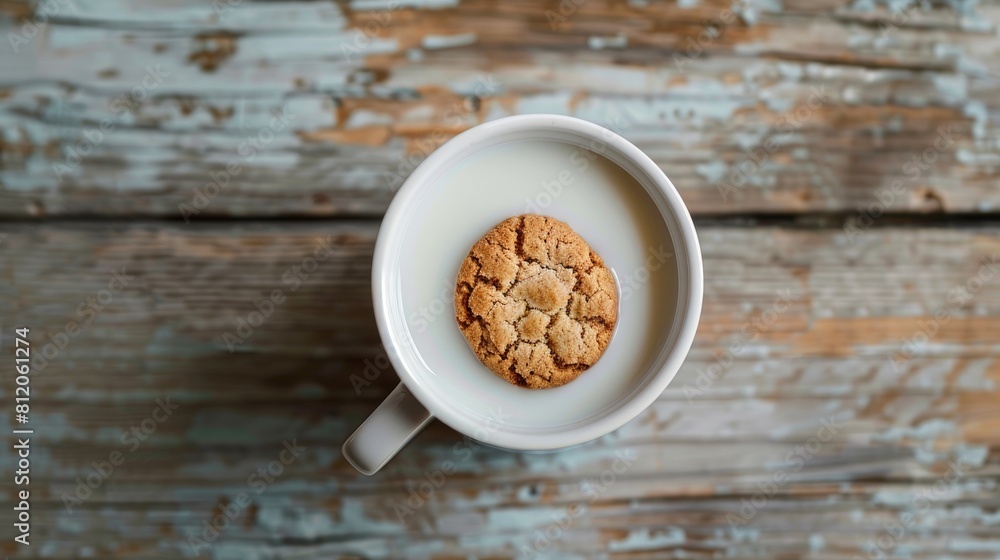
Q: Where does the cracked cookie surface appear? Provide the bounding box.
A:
[454,214,618,389]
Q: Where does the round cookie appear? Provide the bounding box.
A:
[454,214,618,389]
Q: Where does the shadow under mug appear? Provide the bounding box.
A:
[343,114,703,475]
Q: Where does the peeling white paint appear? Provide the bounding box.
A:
[352,0,458,9]
[962,99,988,140]
[809,534,825,551]
[587,34,627,50]
[949,538,1000,553]
[422,32,477,49]
[609,527,686,552]
[695,160,728,183]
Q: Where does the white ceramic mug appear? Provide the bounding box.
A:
[342,115,703,475]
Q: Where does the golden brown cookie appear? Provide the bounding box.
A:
[454,214,618,389]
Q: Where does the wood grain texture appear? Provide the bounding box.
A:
[1,222,999,558]
[1,0,1000,217]
[3,1,1000,558]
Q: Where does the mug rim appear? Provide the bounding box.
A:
[372,114,703,450]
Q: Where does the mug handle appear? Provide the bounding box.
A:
[342,382,434,475]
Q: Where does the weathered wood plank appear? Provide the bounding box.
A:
[3,222,1000,398]
[17,502,1000,559]
[3,1,1000,556]
[2,0,999,217]
[1,222,999,557]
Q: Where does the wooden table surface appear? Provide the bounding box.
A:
[2,1,1000,558]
